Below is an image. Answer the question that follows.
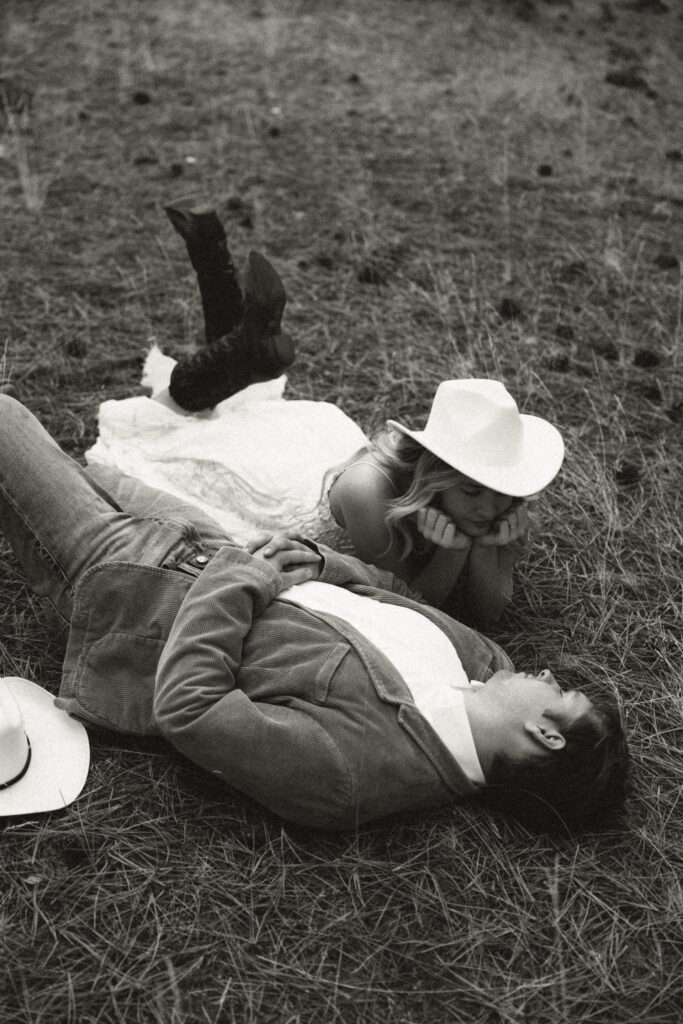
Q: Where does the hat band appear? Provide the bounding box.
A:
[0,735,32,790]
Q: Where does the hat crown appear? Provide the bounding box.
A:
[0,686,30,787]
[427,380,523,465]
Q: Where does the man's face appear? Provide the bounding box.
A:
[439,475,513,537]
[484,668,594,732]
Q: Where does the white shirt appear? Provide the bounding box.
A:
[278,582,485,785]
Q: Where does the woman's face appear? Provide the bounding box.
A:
[439,474,514,537]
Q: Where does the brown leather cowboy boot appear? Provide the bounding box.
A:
[167,252,296,412]
[167,332,252,411]
[165,203,243,344]
[167,327,296,412]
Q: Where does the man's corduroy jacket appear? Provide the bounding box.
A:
[57,542,512,829]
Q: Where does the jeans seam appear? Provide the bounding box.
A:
[0,480,74,595]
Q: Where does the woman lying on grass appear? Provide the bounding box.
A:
[87,206,564,626]
[322,377,562,624]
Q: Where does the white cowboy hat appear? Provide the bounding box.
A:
[387,379,565,497]
[0,677,90,817]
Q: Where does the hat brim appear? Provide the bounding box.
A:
[386,413,565,498]
[0,678,90,817]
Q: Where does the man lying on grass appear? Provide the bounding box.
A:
[0,395,628,833]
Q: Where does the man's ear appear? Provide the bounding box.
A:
[524,721,566,753]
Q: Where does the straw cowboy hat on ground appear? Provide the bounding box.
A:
[0,676,90,816]
[387,378,565,498]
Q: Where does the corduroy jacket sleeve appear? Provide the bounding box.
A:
[151,538,419,752]
[153,545,281,742]
[151,544,358,827]
[313,543,429,604]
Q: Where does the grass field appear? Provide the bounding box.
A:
[1,0,682,1021]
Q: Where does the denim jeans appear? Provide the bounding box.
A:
[0,396,230,624]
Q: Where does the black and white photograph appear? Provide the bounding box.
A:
[1,1,681,1021]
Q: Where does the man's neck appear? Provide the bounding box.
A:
[461,689,497,779]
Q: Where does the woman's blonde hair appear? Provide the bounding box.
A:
[371,429,466,557]
[320,429,462,559]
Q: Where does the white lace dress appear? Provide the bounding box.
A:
[85,346,368,547]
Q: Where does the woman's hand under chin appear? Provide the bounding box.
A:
[416,506,473,551]
[472,500,530,549]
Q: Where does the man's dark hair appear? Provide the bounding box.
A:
[482,700,629,835]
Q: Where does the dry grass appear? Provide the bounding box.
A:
[1,0,682,1021]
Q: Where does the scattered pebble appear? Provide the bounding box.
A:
[65,338,87,359]
[589,338,619,361]
[639,383,662,403]
[225,196,254,230]
[615,463,641,487]
[57,844,89,869]
[546,354,570,373]
[498,297,523,320]
[633,349,660,367]
[514,0,537,22]
[605,69,650,91]
[624,0,668,12]
[558,260,588,282]
[607,41,641,64]
[357,264,387,286]
[653,252,679,270]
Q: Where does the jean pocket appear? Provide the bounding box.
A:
[59,632,165,735]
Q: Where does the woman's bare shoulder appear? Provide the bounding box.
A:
[332,454,396,501]
[327,453,396,529]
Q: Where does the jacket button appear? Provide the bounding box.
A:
[194,554,209,565]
